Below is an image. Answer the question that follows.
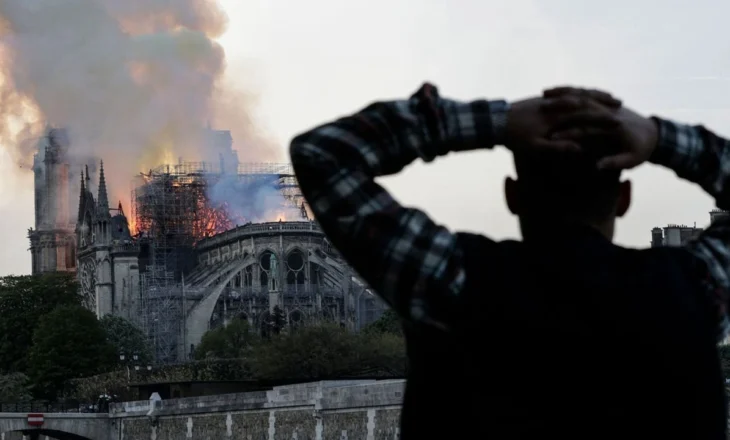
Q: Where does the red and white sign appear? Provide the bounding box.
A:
[27,413,44,427]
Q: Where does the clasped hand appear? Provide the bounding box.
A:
[505,86,659,170]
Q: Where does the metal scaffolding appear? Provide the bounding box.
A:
[131,161,308,363]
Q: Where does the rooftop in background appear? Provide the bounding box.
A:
[651,210,729,247]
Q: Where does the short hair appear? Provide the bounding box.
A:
[512,139,622,223]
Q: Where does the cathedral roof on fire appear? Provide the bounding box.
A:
[111,208,133,242]
[77,161,134,246]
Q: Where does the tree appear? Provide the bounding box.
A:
[251,322,360,380]
[0,273,82,373]
[362,309,402,336]
[0,372,32,401]
[28,305,116,400]
[357,332,407,375]
[268,306,287,336]
[194,318,259,360]
[99,315,153,365]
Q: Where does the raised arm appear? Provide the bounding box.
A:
[650,118,730,339]
[290,84,619,331]
[289,84,507,331]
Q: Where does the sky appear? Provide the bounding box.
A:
[1,0,727,275]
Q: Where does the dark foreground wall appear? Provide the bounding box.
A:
[110,379,405,440]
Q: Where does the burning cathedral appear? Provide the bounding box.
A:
[27,127,386,363]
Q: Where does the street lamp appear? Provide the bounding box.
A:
[119,354,131,381]
[120,353,142,381]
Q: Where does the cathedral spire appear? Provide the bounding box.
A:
[77,168,86,224]
[97,160,110,215]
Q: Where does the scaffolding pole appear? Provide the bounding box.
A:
[131,161,308,364]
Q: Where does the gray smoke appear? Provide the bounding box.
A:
[208,175,305,224]
[0,0,279,218]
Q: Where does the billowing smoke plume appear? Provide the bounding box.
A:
[208,175,305,223]
[0,0,283,226]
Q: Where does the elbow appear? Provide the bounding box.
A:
[288,135,310,170]
[288,139,301,164]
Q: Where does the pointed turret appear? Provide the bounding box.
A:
[118,201,123,215]
[97,160,110,217]
[77,168,86,224]
[85,164,91,193]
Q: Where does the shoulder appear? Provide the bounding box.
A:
[454,232,522,257]
[454,232,524,279]
[621,245,705,276]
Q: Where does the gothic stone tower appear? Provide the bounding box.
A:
[76,162,141,319]
[28,128,77,275]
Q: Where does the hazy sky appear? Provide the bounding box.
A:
[1,0,727,275]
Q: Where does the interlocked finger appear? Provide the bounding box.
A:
[543,86,622,108]
[553,110,620,129]
[541,96,586,112]
[551,126,612,141]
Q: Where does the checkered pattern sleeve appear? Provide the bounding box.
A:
[289,83,507,330]
[651,117,730,341]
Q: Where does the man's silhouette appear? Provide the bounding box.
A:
[289,84,730,439]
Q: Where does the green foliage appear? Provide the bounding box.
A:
[362,309,402,336]
[251,321,407,380]
[99,315,153,365]
[28,305,116,400]
[0,372,32,401]
[267,306,287,337]
[194,318,259,360]
[252,322,359,379]
[66,359,254,401]
[0,273,82,373]
[357,331,407,373]
[69,322,407,401]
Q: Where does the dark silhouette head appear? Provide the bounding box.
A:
[505,142,631,240]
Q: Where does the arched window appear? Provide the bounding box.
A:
[309,263,322,286]
[243,265,253,288]
[286,249,306,290]
[259,251,278,291]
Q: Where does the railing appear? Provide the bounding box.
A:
[196,221,323,251]
[112,242,140,253]
[0,401,98,413]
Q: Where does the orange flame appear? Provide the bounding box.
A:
[274,211,288,222]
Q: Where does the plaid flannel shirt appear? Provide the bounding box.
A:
[289,83,730,339]
[651,118,730,340]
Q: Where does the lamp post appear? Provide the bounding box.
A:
[120,353,143,381]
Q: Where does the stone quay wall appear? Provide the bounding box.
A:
[110,379,405,440]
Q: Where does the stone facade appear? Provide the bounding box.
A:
[111,380,404,440]
[28,125,387,364]
[28,128,79,276]
[76,162,141,318]
[0,380,403,439]
[183,222,388,355]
